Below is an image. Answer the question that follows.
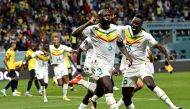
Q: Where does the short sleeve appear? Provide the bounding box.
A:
[118,25,128,41]
[82,26,93,37]
[147,34,158,47]
[116,26,124,42]
[31,51,39,58]
[5,51,10,59]
[79,37,92,51]
[67,52,71,56]
[62,45,73,52]
[26,50,30,57]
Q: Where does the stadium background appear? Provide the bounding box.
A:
[0,0,190,80]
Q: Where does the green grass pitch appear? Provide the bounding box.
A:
[0,72,189,109]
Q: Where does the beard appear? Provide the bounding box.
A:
[99,19,111,28]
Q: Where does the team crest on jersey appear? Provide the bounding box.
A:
[51,48,64,56]
[95,28,119,42]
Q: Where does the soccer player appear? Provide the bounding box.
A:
[23,42,41,96]
[72,9,132,109]
[64,51,76,91]
[1,40,21,96]
[119,14,182,109]
[25,43,50,102]
[70,37,97,109]
[49,35,74,101]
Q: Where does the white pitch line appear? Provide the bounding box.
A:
[0,95,159,101]
[14,101,106,109]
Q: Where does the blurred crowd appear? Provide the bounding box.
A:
[0,0,190,52]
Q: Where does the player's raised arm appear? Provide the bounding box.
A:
[76,48,83,71]
[117,41,133,66]
[72,16,96,38]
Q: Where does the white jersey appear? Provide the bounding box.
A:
[120,25,158,66]
[79,37,93,66]
[49,44,72,65]
[82,24,123,69]
[32,51,50,69]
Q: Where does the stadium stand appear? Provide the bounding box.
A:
[0,0,190,59]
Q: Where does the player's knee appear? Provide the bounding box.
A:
[39,80,45,86]
[104,84,113,94]
[82,96,90,105]
[146,82,156,91]
[123,97,132,106]
[96,91,104,98]
[122,87,133,105]
[58,82,63,86]
[82,90,94,105]
[45,83,48,89]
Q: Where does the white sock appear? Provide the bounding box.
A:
[127,103,135,109]
[43,86,47,99]
[78,102,87,109]
[105,93,118,109]
[63,84,68,96]
[78,80,96,92]
[153,86,177,108]
[91,95,99,102]
[117,98,124,107]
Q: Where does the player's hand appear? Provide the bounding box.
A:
[89,16,96,24]
[165,55,170,64]
[52,64,58,67]
[112,69,119,76]
[126,55,133,67]
[77,65,82,72]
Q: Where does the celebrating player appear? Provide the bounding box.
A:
[70,37,97,109]
[72,9,132,109]
[24,43,50,102]
[49,35,74,101]
[64,51,76,91]
[23,42,41,96]
[119,14,182,109]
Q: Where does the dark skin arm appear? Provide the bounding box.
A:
[117,41,133,66]
[76,48,83,66]
[72,17,95,38]
[76,48,83,72]
[154,43,169,60]
[68,54,76,68]
[147,49,154,62]
[23,56,32,65]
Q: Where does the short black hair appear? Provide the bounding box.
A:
[134,14,144,22]
[98,9,108,16]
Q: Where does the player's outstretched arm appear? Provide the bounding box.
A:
[117,41,133,66]
[154,43,169,60]
[72,17,96,38]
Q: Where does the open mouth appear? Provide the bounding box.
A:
[131,27,137,30]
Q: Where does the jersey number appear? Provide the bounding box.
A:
[107,44,112,51]
[123,77,128,85]
[57,57,61,61]
[125,44,132,52]
[97,68,103,76]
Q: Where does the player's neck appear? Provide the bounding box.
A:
[54,44,60,48]
[98,23,110,30]
[10,47,15,51]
